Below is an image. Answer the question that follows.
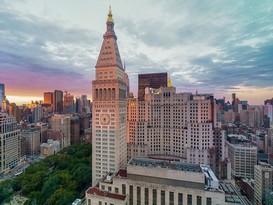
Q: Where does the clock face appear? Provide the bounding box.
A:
[100,114,110,125]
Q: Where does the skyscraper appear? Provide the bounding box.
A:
[53,90,63,114]
[138,72,167,100]
[0,83,5,111]
[92,7,128,185]
[63,91,74,114]
[44,92,54,105]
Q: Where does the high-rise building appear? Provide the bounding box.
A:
[127,86,225,176]
[0,113,21,173]
[138,72,167,101]
[63,91,74,114]
[70,116,80,144]
[21,129,41,156]
[44,92,54,105]
[50,114,71,148]
[0,83,4,111]
[254,162,273,205]
[53,90,63,113]
[226,138,257,179]
[92,7,128,185]
[75,97,82,113]
[32,104,43,123]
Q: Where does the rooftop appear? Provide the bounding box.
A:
[86,187,126,201]
[128,158,202,172]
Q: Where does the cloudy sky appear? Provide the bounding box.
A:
[1,0,273,104]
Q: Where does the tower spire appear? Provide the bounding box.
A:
[107,5,114,23]
[95,7,123,69]
[168,75,172,87]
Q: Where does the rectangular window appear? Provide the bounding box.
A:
[178,193,183,205]
[145,188,149,205]
[137,186,141,205]
[115,187,119,193]
[129,185,133,205]
[197,196,202,205]
[153,189,157,205]
[206,197,212,205]
[161,190,165,205]
[170,192,174,205]
[122,184,126,195]
[187,194,192,205]
[88,199,91,205]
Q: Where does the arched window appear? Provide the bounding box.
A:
[104,88,107,99]
[99,89,102,99]
[112,88,115,99]
[95,89,98,100]
[108,88,111,99]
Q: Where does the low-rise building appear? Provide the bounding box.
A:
[86,158,225,205]
[40,139,60,158]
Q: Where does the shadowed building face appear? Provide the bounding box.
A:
[138,72,167,101]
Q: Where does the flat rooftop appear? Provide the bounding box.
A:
[87,187,126,201]
[129,158,202,172]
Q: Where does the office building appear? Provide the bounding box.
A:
[0,83,5,111]
[21,129,41,156]
[138,72,167,101]
[226,138,257,179]
[54,90,63,113]
[50,114,71,148]
[71,116,80,144]
[35,122,48,143]
[0,113,21,173]
[92,7,128,185]
[44,92,54,105]
[240,107,263,128]
[254,162,273,205]
[86,158,225,205]
[31,104,43,123]
[127,86,225,176]
[265,189,273,205]
[75,97,82,113]
[63,91,74,114]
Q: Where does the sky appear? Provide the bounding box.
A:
[1,0,273,105]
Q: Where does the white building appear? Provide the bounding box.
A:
[86,158,226,205]
[91,7,128,185]
[0,113,21,173]
[40,139,60,158]
[127,86,225,175]
[226,140,257,179]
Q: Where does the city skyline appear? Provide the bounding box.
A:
[1,0,273,105]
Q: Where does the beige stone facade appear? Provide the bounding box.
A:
[86,158,226,205]
[92,8,128,185]
[226,140,257,179]
[127,86,224,173]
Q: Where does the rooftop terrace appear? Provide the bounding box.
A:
[128,158,202,172]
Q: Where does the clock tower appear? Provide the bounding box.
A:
[92,7,128,185]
